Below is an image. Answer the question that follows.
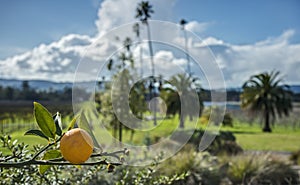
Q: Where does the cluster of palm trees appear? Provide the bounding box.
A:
[135,1,198,127]
[98,1,204,143]
[98,0,293,146]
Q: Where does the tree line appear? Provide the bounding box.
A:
[0,81,86,102]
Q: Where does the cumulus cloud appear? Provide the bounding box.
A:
[0,34,93,81]
[185,21,212,34]
[0,0,177,82]
[95,0,175,35]
[206,29,300,87]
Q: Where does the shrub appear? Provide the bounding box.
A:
[222,113,234,127]
[250,161,299,185]
[199,107,234,127]
[172,129,243,155]
[223,154,300,185]
[157,145,222,185]
[290,149,300,165]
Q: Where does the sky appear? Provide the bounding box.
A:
[0,0,300,88]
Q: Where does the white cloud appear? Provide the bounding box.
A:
[185,21,212,34]
[206,29,300,87]
[0,0,299,89]
[0,34,93,81]
[95,0,175,35]
[0,0,177,82]
[95,0,139,34]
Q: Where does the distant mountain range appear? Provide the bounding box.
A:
[289,85,300,94]
[0,79,96,92]
[0,78,300,94]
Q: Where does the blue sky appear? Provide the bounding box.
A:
[174,0,300,44]
[1,0,299,59]
[0,0,100,58]
[0,0,299,87]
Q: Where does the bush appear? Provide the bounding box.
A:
[2,135,299,185]
[172,129,243,155]
[222,113,233,127]
[250,161,299,185]
[223,154,300,185]
[157,145,222,185]
[290,149,300,165]
[199,107,234,127]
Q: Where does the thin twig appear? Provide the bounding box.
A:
[0,159,122,168]
[91,148,128,160]
[31,134,64,160]
[0,147,126,168]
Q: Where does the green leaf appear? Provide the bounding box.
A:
[53,112,62,136]
[34,102,56,139]
[24,129,49,141]
[67,115,79,131]
[39,150,61,175]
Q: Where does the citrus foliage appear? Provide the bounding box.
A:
[0,102,126,180]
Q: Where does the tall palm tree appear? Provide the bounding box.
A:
[241,71,293,132]
[133,23,143,77]
[135,1,154,76]
[105,37,135,145]
[166,74,204,128]
[180,19,191,76]
[136,1,157,125]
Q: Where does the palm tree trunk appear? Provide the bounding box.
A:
[263,109,272,132]
[130,129,134,142]
[179,114,185,128]
[146,23,154,77]
[119,121,123,145]
[183,28,191,76]
[119,70,125,146]
[113,119,117,145]
[139,37,143,77]
[146,22,157,126]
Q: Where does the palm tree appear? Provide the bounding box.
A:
[165,74,204,128]
[241,71,293,132]
[104,37,135,145]
[135,1,154,76]
[136,1,157,125]
[180,19,191,76]
[133,23,143,77]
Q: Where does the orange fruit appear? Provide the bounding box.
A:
[60,128,94,164]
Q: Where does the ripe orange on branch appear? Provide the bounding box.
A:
[60,128,94,164]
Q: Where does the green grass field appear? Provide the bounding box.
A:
[1,113,300,154]
[222,123,300,151]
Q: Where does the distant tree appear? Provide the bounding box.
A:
[241,71,293,132]
[5,87,14,100]
[129,80,147,119]
[22,80,30,91]
[0,85,4,99]
[21,80,35,100]
[164,74,204,128]
[136,1,157,126]
[103,37,141,144]
[133,23,144,77]
[135,1,154,76]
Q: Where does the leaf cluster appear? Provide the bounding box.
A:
[0,102,127,176]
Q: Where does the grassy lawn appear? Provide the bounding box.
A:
[1,115,300,154]
[115,118,300,152]
[235,133,300,151]
[10,129,48,146]
[222,122,300,152]
[0,129,48,155]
